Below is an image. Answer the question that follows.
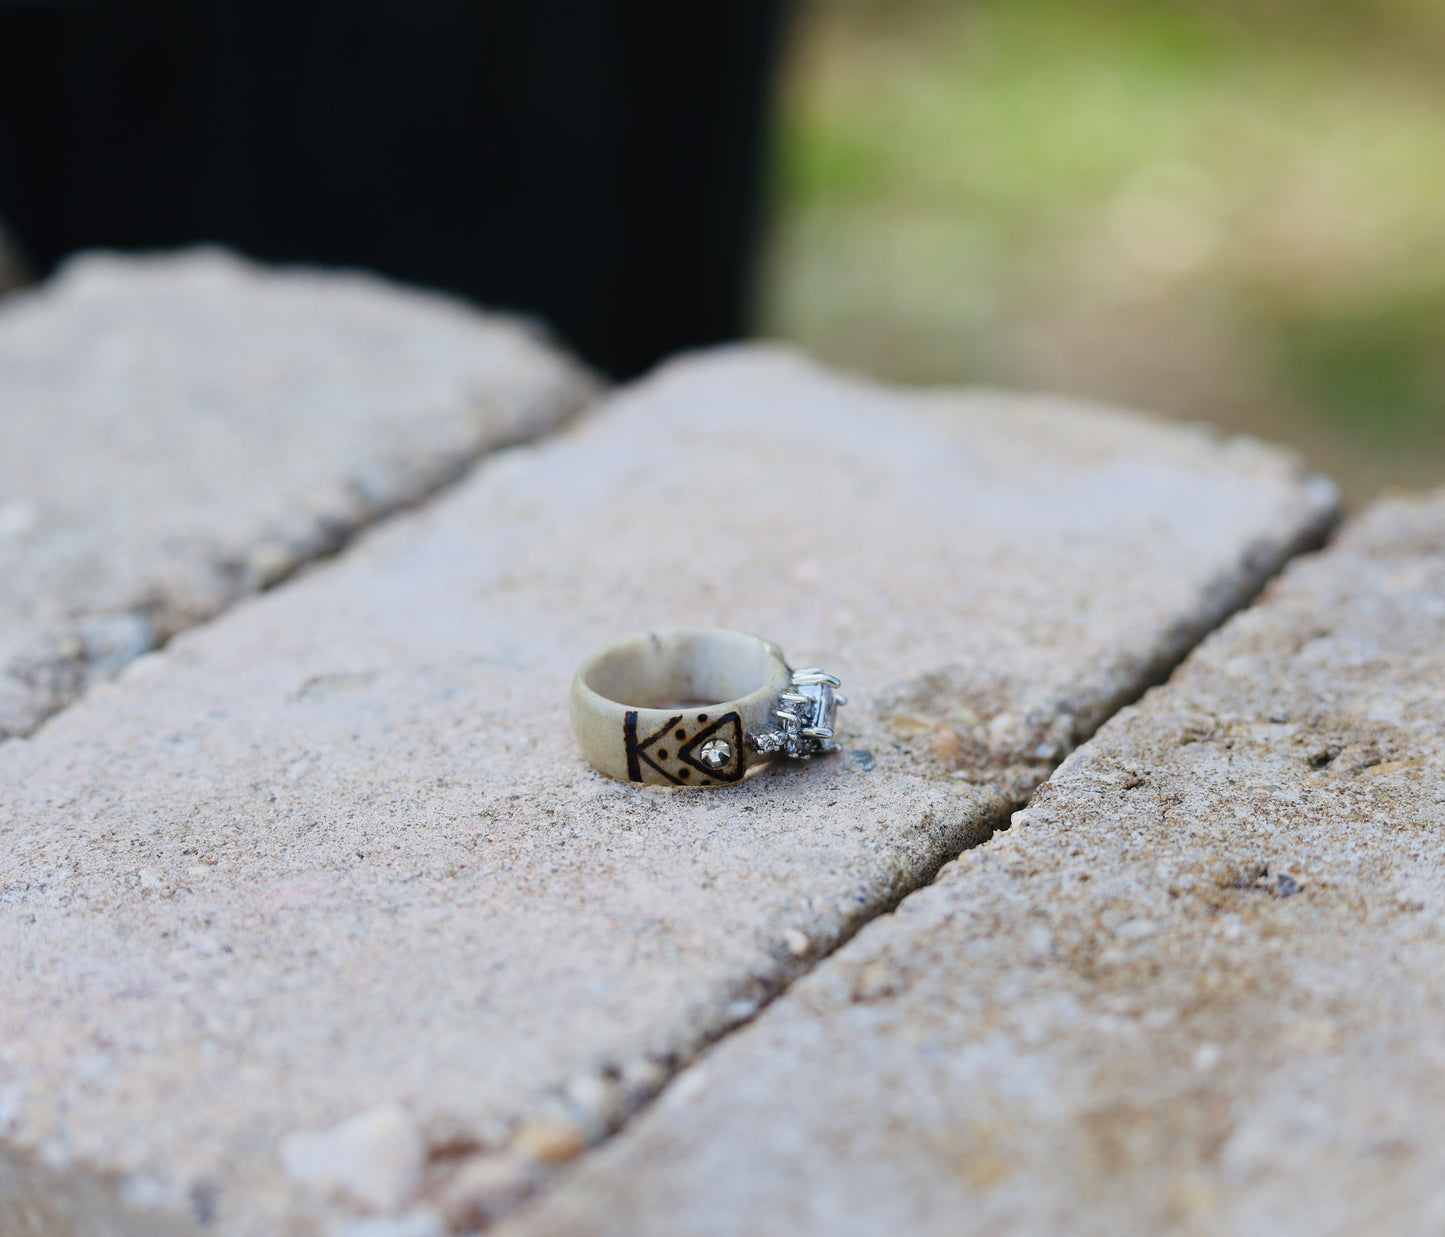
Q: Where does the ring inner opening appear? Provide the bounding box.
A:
[585,630,777,709]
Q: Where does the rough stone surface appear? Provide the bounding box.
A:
[508,490,1445,1237]
[0,248,596,741]
[0,348,1334,1236]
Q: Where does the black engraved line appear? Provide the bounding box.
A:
[623,711,686,785]
[677,711,746,783]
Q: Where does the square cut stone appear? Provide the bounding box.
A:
[0,347,1335,1236]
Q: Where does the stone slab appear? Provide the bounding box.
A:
[0,248,596,740]
[0,348,1335,1236]
[509,490,1445,1237]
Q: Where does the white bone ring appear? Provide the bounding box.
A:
[570,628,846,786]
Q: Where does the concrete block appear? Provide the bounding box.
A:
[509,491,1445,1237]
[0,348,1335,1235]
[0,249,596,741]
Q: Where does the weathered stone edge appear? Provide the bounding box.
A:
[2,307,602,746]
[0,359,1341,1233]
[469,473,1341,1231]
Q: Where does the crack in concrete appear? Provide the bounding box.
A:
[2,398,601,750]
[465,497,1342,1233]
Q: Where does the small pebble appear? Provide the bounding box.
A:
[563,1069,622,1135]
[435,1153,540,1231]
[851,961,899,1002]
[931,723,964,765]
[511,1117,588,1164]
[79,612,155,671]
[282,1103,423,1212]
[245,540,296,589]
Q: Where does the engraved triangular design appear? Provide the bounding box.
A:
[677,711,745,783]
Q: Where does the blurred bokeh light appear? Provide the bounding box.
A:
[761,0,1445,503]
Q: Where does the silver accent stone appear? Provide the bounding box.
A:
[698,737,735,771]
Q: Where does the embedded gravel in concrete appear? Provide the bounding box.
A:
[0,348,1335,1235]
[506,491,1445,1237]
[0,248,595,741]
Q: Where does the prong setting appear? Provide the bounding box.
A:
[749,668,847,759]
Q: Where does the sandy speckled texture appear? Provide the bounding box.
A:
[0,248,596,741]
[508,490,1445,1237]
[0,348,1334,1235]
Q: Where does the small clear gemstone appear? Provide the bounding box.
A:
[794,682,835,735]
[810,682,836,732]
[698,738,734,771]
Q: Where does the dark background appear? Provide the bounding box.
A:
[5,0,1444,505]
[0,0,792,379]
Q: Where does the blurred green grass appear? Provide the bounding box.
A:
[760,0,1445,502]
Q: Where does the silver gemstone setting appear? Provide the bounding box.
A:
[698,737,735,771]
[749,668,847,760]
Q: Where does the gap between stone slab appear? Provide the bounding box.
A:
[225,418,577,614]
[469,508,1341,1235]
[11,410,599,748]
